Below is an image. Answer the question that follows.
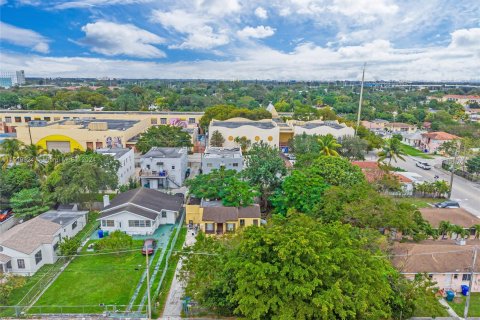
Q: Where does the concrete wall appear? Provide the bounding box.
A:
[404,273,480,292]
[201,156,243,174]
[209,123,279,149]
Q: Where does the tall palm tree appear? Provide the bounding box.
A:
[473,224,480,239]
[318,134,341,156]
[377,138,406,165]
[0,139,24,168]
[438,220,452,240]
[23,144,47,173]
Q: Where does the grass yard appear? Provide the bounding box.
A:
[413,299,449,317]
[393,197,438,208]
[447,293,480,317]
[32,240,145,314]
[400,143,434,159]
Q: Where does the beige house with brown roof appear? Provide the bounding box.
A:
[0,208,87,276]
[420,208,480,236]
[392,239,480,292]
[186,199,261,235]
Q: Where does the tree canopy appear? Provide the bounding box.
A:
[308,156,366,187]
[135,125,193,154]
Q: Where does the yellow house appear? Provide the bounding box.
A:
[186,198,261,235]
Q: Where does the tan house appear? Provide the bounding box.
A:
[186,198,261,235]
[392,239,480,292]
[420,131,459,153]
[419,207,480,238]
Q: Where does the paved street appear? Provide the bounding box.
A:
[394,155,480,217]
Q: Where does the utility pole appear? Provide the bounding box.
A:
[145,250,152,319]
[447,143,459,199]
[355,63,366,136]
[464,246,477,319]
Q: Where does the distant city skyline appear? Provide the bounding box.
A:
[0,0,479,80]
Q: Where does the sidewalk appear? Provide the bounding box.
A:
[162,228,197,318]
[438,298,462,319]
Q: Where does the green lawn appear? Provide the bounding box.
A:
[447,293,480,317]
[32,240,145,314]
[399,143,434,159]
[393,197,438,208]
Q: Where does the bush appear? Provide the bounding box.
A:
[94,230,133,251]
[59,236,82,256]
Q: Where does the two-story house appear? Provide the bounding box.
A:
[201,147,243,174]
[95,148,135,187]
[140,147,188,189]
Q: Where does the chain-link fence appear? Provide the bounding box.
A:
[0,304,148,318]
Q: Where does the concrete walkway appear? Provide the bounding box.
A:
[162,228,197,318]
[438,298,462,319]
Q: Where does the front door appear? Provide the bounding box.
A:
[216,223,223,235]
[444,274,452,289]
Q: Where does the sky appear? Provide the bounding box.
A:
[0,0,479,80]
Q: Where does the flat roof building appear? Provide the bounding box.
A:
[202,147,243,174]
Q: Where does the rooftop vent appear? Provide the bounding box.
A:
[88,122,108,131]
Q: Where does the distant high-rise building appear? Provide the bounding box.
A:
[0,70,26,88]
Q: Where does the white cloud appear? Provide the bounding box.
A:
[151,9,229,49]
[0,0,7,6]
[0,22,50,53]
[55,0,153,9]
[237,26,275,39]
[78,21,165,58]
[328,0,398,23]
[254,7,268,19]
[449,28,480,48]
[3,28,479,81]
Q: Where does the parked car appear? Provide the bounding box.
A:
[141,239,157,255]
[416,161,432,170]
[434,201,460,208]
[0,208,13,222]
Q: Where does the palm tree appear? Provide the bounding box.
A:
[438,221,452,240]
[318,134,341,156]
[378,138,406,165]
[23,144,47,173]
[0,139,24,168]
[473,224,480,239]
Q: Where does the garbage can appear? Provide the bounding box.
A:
[461,285,469,296]
[446,290,455,302]
[103,230,109,237]
[97,229,104,239]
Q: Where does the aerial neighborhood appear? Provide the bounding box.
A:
[0,77,480,319]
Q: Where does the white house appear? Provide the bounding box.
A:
[201,147,243,174]
[140,147,188,189]
[98,187,184,236]
[95,148,135,187]
[289,120,354,139]
[0,207,88,276]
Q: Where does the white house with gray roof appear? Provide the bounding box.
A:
[201,147,243,174]
[0,208,87,276]
[96,148,135,186]
[98,187,184,236]
[208,117,279,149]
[289,119,354,139]
[140,147,188,189]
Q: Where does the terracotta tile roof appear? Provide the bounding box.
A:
[419,208,480,228]
[422,131,460,140]
[444,94,480,100]
[352,161,385,183]
[391,239,480,273]
[393,173,413,183]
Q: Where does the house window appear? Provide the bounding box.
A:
[462,274,471,281]
[35,250,42,264]
[72,221,77,230]
[205,223,214,234]
[53,242,59,251]
[15,117,22,123]
[454,274,458,279]
[233,163,239,167]
[5,116,11,123]
[102,220,114,227]
[253,219,259,226]
[0,246,3,252]
[151,118,158,124]
[128,220,150,227]
[171,165,175,170]
[146,164,151,170]
[146,220,151,227]
[44,117,51,121]
[226,223,235,233]
[162,211,167,218]
[24,116,31,122]
[17,259,25,269]
[189,118,196,124]
[160,118,167,124]
[239,219,245,227]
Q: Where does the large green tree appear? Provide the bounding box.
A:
[0,139,24,168]
[209,130,225,147]
[182,214,436,319]
[199,104,271,129]
[242,142,286,209]
[339,136,369,160]
[136,125,193,154]
[308,156,365,187]
[0,165,39,200]
[10,188,50,219]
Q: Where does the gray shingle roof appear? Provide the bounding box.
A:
[101,205,158,220]
[141,147,186,159]
[0,217,61,254]
[100,187,184,219]
[201,204,260,223]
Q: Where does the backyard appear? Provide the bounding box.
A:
[447,293,480,317]
[32,240,145,314]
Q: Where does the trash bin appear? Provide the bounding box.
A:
[97,229,104,239]
[446,290,455,301]
[461,285,469,296]
[103,230,109,237]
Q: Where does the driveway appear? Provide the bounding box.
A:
[394,155,480,217]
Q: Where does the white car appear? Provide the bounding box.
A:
[416,161,432,170]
